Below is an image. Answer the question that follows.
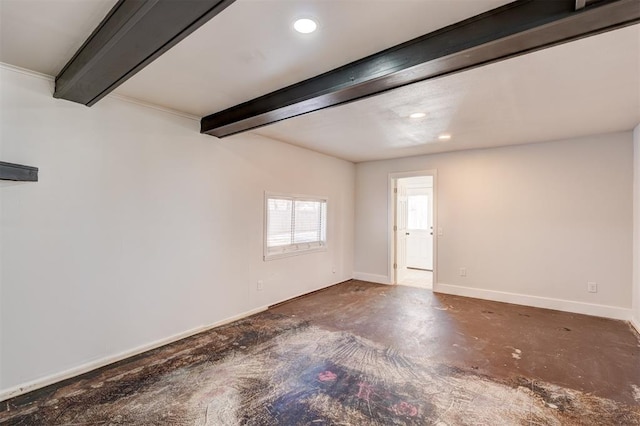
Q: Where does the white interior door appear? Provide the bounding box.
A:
[406,188,433,270]
[395,179,409,283]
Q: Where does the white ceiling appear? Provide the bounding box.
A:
[0,0,118,76]
[1,0,638,163]
[254,24,640,162]
[113,0,512,116]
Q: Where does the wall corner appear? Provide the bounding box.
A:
[632,124,640,327]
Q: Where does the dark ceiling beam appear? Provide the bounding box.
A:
[54,0,236,106]
[201,0,640,138]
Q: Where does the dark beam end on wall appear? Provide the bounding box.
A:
[201,0,640,138]
[0,162,39,182]
[54,0,236,107]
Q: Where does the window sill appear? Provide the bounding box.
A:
[264,246,327,261]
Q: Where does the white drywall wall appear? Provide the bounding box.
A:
[633,124,640,331]
[355,133,633,315]
[0,66,355,394]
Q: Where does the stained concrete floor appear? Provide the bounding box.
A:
[2,280,639,425]
[280,281,640,403]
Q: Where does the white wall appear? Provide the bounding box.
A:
[633,124,640,332]
[355,133,633,318]
[0,66,355,396]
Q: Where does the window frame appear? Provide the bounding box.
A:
[264,192,328,261]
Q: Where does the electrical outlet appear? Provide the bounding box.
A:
[587,282,597,293]
[257,280,264,291]
[332,268,336,274]
[459,267,467,277]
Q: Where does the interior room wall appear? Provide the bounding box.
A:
[633,123,640,332]
[0,65,355,397]
[355,133,633,319]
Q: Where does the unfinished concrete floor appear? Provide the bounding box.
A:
[2,280,639,425]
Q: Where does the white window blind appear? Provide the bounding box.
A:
[265,194,327,259]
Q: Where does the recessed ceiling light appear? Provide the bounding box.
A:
[438,134,452,141]
[409,112,426,119]
[294,18,318,34]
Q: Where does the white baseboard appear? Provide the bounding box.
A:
[268,278,352,306]
[353,272,391,285]
[433,283,632,321]
[0,305,269,402]
[631,317,640,335]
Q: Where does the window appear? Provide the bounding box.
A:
[265,193,327,259]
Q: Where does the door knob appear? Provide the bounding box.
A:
[406,232,410,235]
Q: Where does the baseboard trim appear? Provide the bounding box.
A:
[353,272,391,285]
[433,283,632,321]
[269,279,351,309]
[0,305,269,402]
[631,317,640,335]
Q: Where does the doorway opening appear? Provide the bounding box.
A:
[390,172,436,290]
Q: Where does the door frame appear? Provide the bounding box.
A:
[388,170,438,286]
